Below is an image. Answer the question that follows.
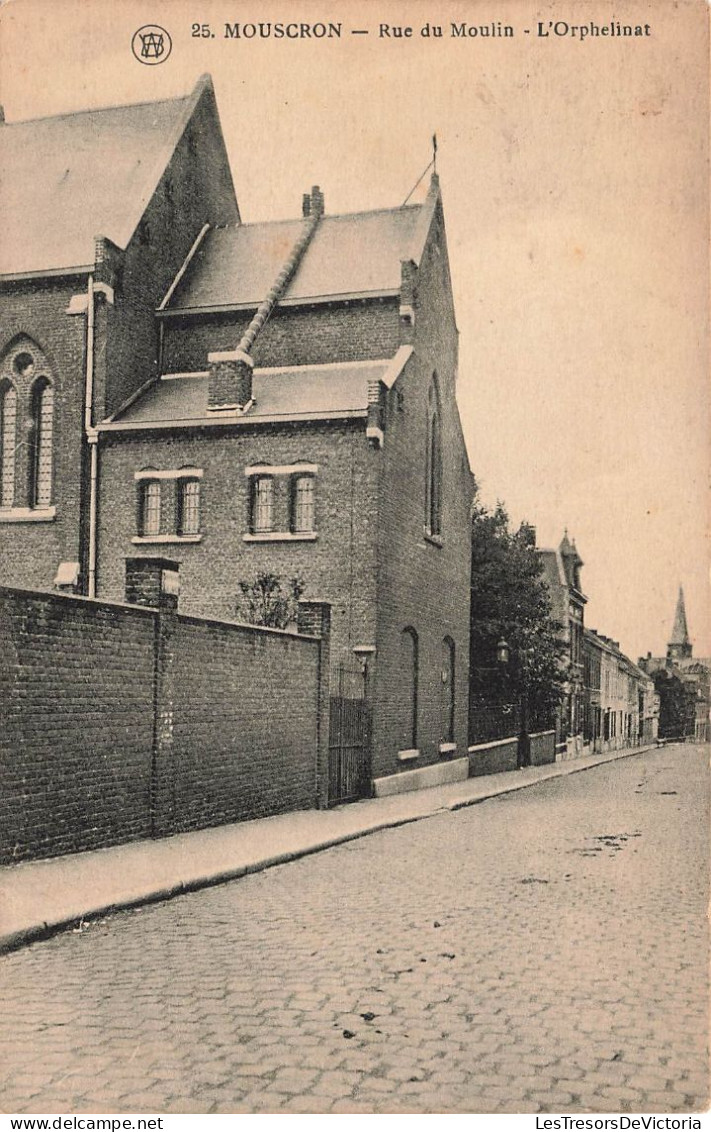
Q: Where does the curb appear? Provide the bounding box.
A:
[0,744,657,955]
[448,743,657,811]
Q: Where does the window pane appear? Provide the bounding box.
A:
[142,481,161,535]
[36,384,53,506]
[30,380,53,508]
[293,476,314,532]
[253,477,273,532]
[1,384,16,507]
[179,479,200,535]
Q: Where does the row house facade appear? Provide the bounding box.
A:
[0,76,475,799]
[538,533,586,756]
[583,628,658,752]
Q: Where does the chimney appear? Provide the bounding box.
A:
[302,193,311,217]
[207,348,253,411]
[310,185,324,217]
[0,106,5,124]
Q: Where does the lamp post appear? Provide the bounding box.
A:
[497,637,532,769]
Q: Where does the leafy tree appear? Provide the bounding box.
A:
[652,668,695,739]
[469,500,565,736]
[236,572,304,630]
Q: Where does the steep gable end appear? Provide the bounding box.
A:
[0,74,235,278]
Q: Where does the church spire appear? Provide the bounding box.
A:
[667,585,692,660]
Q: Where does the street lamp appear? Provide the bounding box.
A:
[497,638,531,770]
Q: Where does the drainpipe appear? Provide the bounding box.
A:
[85,274,99,598]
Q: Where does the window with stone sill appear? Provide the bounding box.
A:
[0,339,56,518]
[251,475,274,533]
[245,465,318,539]
[178,478,201,536]
[0,379,17,508]
[139,479,161,536]
[291,474,315,534]
[135,470,203,540]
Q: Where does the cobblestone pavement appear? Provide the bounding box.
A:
[0,744,707,1115]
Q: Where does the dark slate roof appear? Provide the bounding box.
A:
[166,205,425,311]
[101,359,393,430]
[0,78,211,277]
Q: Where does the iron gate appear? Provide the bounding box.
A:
[329,662,371,805]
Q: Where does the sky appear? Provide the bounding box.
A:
[0,0,708,661]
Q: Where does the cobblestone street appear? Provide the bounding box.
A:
[1,744,707,1115]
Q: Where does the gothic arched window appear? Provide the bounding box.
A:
[29,377,54,508]
[426,378,442,537]
[0,380,17,508]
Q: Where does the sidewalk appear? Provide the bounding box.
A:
[0,743,656,953]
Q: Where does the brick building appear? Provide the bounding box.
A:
[0,76,475,798]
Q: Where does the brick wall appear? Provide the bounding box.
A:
[0,584,324,863]
[161,299,401,374]
[0,587,155,862]
[468,738,519,777]
[96,420,378,669]
[371,198,474,779]
[468,730,555,777]
[0,278,88,590]
[169,616,319,832]
[0,83,239,599]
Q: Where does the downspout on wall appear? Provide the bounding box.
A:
[85,274,99,598]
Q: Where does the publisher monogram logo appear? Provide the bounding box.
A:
[131,25,172,65]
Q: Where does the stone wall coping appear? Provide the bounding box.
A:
[468,730,555,754]
[0,584,157,618]
[0,585,325,644]
[176,610,321,644]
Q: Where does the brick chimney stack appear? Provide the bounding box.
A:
[310,185,324,217]
[207,348,253,412]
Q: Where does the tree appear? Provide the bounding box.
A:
[652,668,695,740]
[469,500,565,736]
[236,572,304,630]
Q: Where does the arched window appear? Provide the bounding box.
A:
[0,381,17,507]
[291,474,315,533]
[400,627,419,750]
[140,480,161,536]
[28,377,53,508]
[441,637,456,744]
[178,478,201,536]
[426,378,442,537]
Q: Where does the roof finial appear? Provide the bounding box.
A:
[432,133,438,174]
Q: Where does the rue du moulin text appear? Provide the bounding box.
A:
[221,20,652,41]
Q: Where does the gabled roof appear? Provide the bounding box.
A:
[98,356,408,432]
[0,75,225,278]
[165,205,425,312]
